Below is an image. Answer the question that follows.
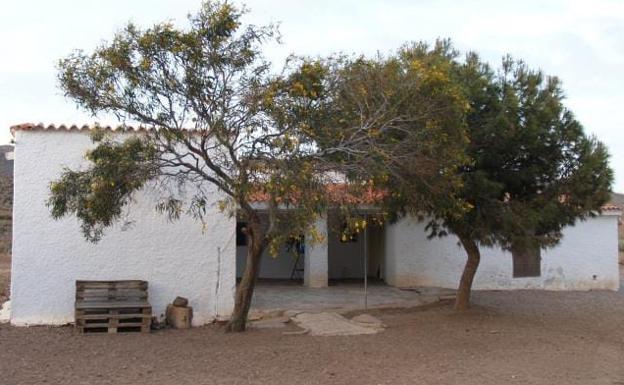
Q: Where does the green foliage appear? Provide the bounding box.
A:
[312,40,613,257]
[57,1,276,127]
[48,134,157,242]
[52,1,334,249]
[438,53,613,251]
[48,0,614,325]
[299,41,470,222]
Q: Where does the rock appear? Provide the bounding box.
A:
[247,309,283,321]
[263,309,285,319]
[249,317,289,329]
[0,300,10,323]
[172,296,189,307]
[247,310,263,321]
[283,309,304,319]
[351,314,386,329]
[291,312,381,336]
[151,316,167,330]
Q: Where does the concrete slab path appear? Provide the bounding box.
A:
[251,281,455,315]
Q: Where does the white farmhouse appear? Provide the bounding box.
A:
[8,123,621,326]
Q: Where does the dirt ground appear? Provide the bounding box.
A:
[2,283,624,385]
[0,252,9,303]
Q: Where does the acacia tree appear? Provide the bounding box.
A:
[48,2,470,331]
[49,1,340,332]
[301,43,470,222]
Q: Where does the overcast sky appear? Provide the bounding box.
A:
[1,0,622,190]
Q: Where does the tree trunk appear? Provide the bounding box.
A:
[226,218,265,332]
[454,235,481,311]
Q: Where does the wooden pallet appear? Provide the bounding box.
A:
[75,280,152,334]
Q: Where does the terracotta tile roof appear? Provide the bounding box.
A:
[248,188,620,210]
[601,204,621,212]
[9,122,197,136]
[8,123,624,212]
[327,185,387,205]
[249,185,386,205]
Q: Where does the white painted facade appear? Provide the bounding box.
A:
[10,130,236,326]
[384,214,621,291]
[9,128,621,326]
[304,216,329,287]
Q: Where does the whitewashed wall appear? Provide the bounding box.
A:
[11,130,236,326]
[384,214,620,291]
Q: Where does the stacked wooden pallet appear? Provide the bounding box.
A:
[75,280,152,334]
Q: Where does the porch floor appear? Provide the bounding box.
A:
[250,280,456,314]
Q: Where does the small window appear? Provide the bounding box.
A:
[512,244,541,278]
[236,222,248,246]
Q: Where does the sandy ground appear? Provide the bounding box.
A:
[1,281,624,385]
